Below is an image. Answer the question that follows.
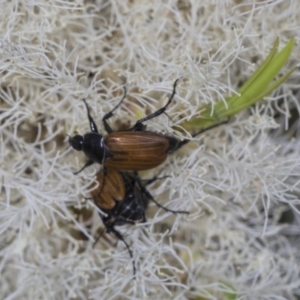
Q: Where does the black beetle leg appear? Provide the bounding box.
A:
[146,192,189,215]
[108,225,136,277]
[73,159,94,175]
[83,99,99,133]
[92,228,105,248]
[143,175,171,186]
[135,175,189,215]
[169,119,229,154]
[102,87,127,134]
[93,217,136,249]
[134,168,170,186]
[130,78,180,130]
[168,120,228,154]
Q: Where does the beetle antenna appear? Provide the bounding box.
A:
[66,134,71,143]
[64,135,72,152]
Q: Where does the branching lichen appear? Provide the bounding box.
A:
[1,1,300,299]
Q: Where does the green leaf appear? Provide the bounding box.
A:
[180,38,295,131]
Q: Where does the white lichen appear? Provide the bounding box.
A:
[1,0,300,299]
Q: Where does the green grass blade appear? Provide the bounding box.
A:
[238,37,279,94]
[179,38,295,131]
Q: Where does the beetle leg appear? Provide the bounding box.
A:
[93,216,137,249]
[130,169,170,186]
[147,194,189,215]
[111,216,138,225]
[102,86,127,134]
[83,99,99,133]
[130,78,180,130]
[107,225,136,277]
[135,175,189,215]
[169,119,229,153]
[92,228,106,248]
[73,159,94,175]
[143,175,171,186]
[163,111,173,123]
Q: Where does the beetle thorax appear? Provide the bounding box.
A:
[82,132,107,164]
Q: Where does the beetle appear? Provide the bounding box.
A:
[89,167,188,277]
[69,79,227,174]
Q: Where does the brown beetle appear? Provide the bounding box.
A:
[89,167,188,277]
[69,79,226,174]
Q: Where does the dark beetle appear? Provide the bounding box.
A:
[69,79,227,174]
[89,167,188,277]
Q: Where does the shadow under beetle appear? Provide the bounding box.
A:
[89,167,189,277]
[69,79,227,174]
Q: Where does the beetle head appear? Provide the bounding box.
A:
[69,135,84,151]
